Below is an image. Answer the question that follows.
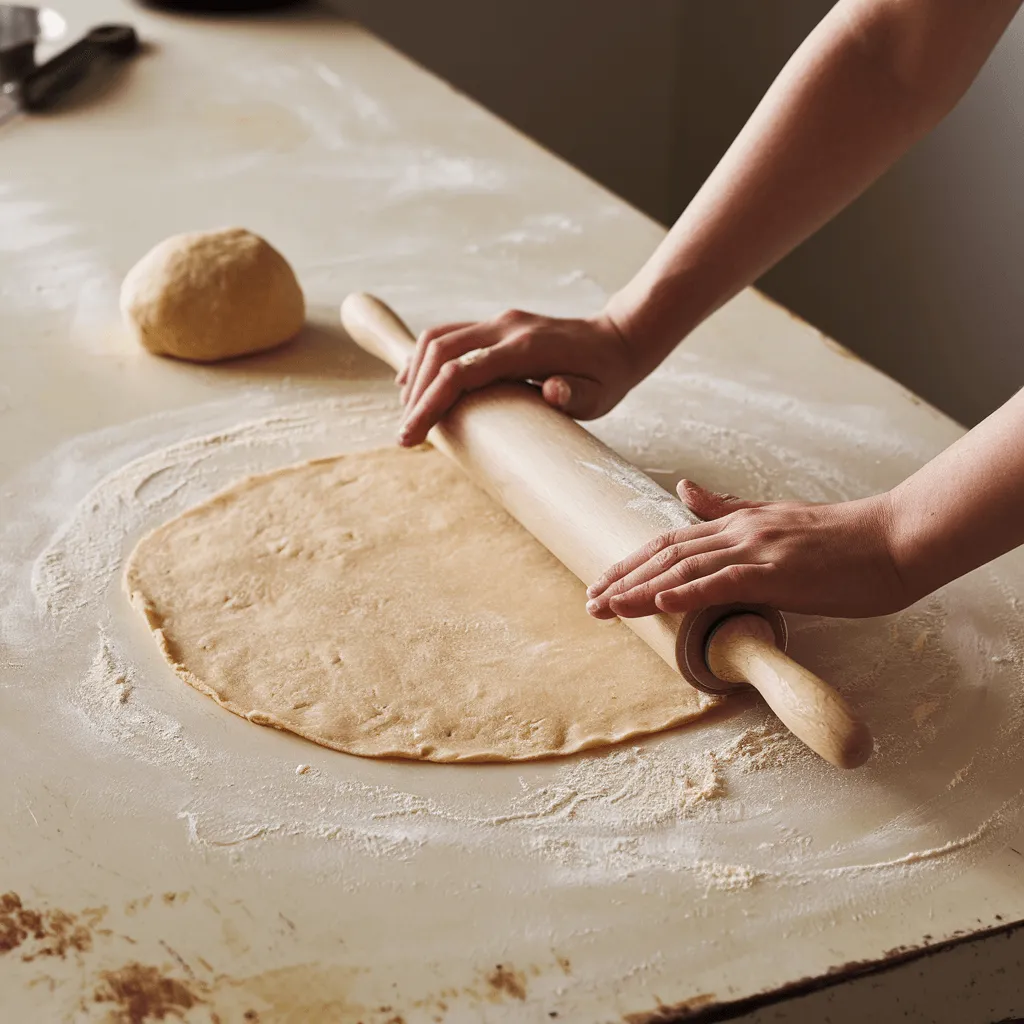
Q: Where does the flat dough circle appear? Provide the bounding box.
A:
[124,446,711,761]
[120,227,305,363]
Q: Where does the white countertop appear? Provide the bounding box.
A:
[2,3,1023,1021]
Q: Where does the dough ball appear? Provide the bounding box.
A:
[120,227,305,362]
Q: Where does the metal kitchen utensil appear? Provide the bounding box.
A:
[0,20,139,125]
[18,23,139,111]
[0,5,65,83]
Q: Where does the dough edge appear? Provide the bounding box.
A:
[123,450,715,763]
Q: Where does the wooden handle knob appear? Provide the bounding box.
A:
[707,614,872,769]
[341,292,417,373]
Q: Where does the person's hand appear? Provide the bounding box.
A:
[396,308,640,446]
[585,480,913,620]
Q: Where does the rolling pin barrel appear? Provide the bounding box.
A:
[341,293,872,769]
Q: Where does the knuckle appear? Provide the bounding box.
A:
[433,333,468,356]
[721,563,748,588]
[652,545,681,571]
[418,326,448,347]
[496,308,527,328]
[674,557,700,580]
[437,362,461,385]
[643,535,671,560]
[423,334,449,357]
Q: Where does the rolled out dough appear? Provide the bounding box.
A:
[125,445,713,761]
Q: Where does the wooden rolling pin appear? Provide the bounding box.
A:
[340,293,873,769]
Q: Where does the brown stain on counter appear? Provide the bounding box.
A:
[3,889,568,1021]
[485,963,527,1001]
[91,961,205,1024]
[0,891,101,961]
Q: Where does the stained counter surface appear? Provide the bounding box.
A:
[2,3,1023,1022]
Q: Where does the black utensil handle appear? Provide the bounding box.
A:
[20,37,95,111]
[19,25,138,112]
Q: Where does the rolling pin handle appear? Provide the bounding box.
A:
[706,614,873,770]
[341,292,417,374]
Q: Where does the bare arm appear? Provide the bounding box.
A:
[607,0,1021,373]
[889,388,1024,598]
[586,388,1024,620]
[397,0,1021,444]
[392,0,1024,623]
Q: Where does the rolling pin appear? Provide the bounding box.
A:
[340,293,873,769]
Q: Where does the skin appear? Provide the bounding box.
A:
[397,0,1024,620]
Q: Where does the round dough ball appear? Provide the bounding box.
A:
[120,227,305,362]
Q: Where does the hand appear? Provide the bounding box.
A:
[396,308,639,446]
[586,480,913,620]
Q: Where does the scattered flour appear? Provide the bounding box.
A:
[716,723,810,773]
[693,861,764,893]
[3,366,1024,906]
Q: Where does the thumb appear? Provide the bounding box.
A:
[542,375,609,419]
[677,479,764,520]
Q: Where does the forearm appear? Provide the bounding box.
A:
[886,388,1024,600]
[607,0,1021,373]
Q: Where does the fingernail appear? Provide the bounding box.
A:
[586,599,600,614]
[551,379,570,407]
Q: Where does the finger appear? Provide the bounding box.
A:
[541,374,607,419]
[399,341,525,446]
[403,324,499,419]
[677,479,765,520]
[587,534,731,613]
[606,550,736,619]
[586,600,620,620]
[654,563,769,614]
[400,321,476,403]
[586,524,720,600]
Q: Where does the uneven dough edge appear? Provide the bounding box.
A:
[123,451,717,763]
[129,579,714,763]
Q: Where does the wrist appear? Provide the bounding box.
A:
[605,267,717,375]
[586,309,645,397]
[877,486,934,606]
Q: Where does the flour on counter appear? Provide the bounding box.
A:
[694,861,764,893]
[3,364,1024,912]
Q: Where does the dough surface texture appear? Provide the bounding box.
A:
[124,446,711,761]
[120,227,304,362]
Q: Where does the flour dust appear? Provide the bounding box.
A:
[2,363,1024,906]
